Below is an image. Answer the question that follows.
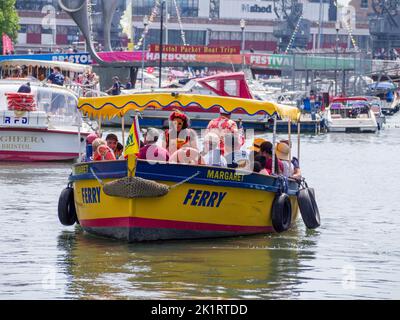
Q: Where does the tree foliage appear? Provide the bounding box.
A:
[0,0,20,41]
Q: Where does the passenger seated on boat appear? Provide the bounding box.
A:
[95,145,116,161]
[83,133,99,161]
[170,147,204,165]
[248,138,266,159]
[254,155,270,175]
[47,67,64,86]
[17,82,31,93]
[206,108,244,155]
[224,132,249,169]
[253,161,262,173]
[202,132,227,167]
[277,140,302,179]
[105,133,123,159]
[92,138,116,161]
[12,66,22,78]
[138,128,169,162]
[259,141,283,175]
[386,91,394,103]
[163,111,198,154]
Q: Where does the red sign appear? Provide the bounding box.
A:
[2,33,14,55]
[149,44,241,55]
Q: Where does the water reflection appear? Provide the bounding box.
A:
[57,226,318,299]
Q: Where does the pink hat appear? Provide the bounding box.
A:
[86,133,98,144]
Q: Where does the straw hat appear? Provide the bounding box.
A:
[248,138,266,153]
[275,142,290,161]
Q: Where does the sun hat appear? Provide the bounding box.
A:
[86,133,99,144]
[248,138,267,153]
[275,142,290,161]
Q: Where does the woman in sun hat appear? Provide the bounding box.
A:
[275,140,302,179]
[163,110,198,154]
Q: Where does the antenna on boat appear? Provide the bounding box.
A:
[272,115,277,175]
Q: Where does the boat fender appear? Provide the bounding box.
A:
[58,187,78,226]
[297,187,320,229]
[271,193,292,233]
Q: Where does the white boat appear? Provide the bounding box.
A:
[0,79,95,161]
[324,97,378,133]
[367,82,400,115]
[364,96,386,130]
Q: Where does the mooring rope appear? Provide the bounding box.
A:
[90,167,104,186]
[90,167,200,191]
[168,171,201,190]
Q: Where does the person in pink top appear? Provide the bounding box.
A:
[206,108,243,154]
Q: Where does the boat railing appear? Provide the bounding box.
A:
[65,82,107,98]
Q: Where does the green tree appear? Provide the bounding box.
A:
[0,0,20,54]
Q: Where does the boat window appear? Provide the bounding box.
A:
[224,80,239,97]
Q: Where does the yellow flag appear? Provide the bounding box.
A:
[125,117,140,156]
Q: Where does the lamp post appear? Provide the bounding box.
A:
[141,15,149,90]
[159,0,165,88]
[335,21,340,96]
[240,19,246,71]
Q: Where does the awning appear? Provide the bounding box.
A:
[78,92,300,122]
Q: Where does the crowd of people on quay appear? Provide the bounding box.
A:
[84,109,301,180]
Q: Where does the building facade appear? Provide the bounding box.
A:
[13,0,371,54]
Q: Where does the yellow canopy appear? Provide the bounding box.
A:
[78,93,300,122]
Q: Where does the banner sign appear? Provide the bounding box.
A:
[2,34,14,55]
[0,53,92,64]
[149,44,241,55]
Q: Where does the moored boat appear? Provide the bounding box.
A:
[58,93,320,242]
[0,79,94,161]
[324,97,378,133]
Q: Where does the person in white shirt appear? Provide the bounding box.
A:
[202,132,227,167]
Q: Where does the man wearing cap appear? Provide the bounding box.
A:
[206,108,243,155]
[138,128,169,162]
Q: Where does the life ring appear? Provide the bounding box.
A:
[58,187,78,226]
[93,145,116,161]
[271,193,292,233]
[297,187,320,229]
[170,147,204,165]
[5,92,36,111]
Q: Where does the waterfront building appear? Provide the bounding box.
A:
[13,0,371,54]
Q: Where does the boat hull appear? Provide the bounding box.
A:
[70,160,299,242]
[0,128,88,161]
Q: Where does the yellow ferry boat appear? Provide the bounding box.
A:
[58,93,320,241]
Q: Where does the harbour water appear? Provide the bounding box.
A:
[1,114,400,299]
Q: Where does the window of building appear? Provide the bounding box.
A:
[134,0,199,17]
[361,0,368,8]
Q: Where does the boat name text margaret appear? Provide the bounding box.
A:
[206,169,245,182]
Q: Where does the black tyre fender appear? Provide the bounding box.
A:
[297,187,320,229]
[271,193,292,233]
[58,187,77,226]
